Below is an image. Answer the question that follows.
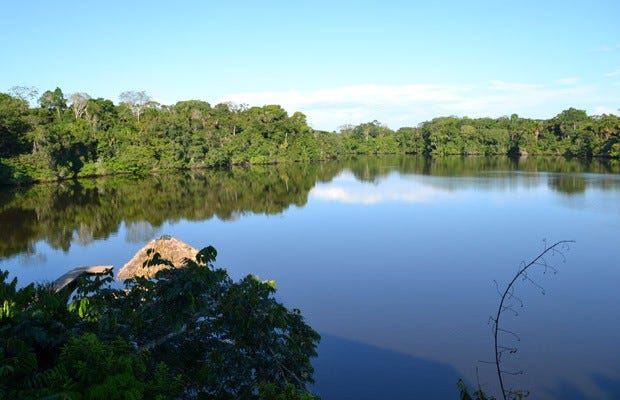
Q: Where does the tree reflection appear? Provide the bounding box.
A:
[124,221,160,244]
[0,156,618,259]
[0,162,341,258]
[548,175,587,194]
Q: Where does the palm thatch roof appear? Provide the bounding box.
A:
[117,235,198,280]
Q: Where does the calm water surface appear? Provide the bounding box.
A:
[1,156,619,399]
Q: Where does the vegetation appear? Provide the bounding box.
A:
[1,87,619,185]
[0,246,320,399]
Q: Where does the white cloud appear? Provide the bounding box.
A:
[218,80,611,131]
[219,83,474,130]
[592,44,620,53]
[604,69,620,77]
[555,77,580,85]
[488,80,544,91]
[593,106,619,115]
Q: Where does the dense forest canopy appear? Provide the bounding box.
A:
[1,87,619,185]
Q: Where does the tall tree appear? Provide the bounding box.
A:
[119,90,151,122]
[69,92,91,119]
[0,93,31,157]
[549,107,589,138]
[39,87,67,118]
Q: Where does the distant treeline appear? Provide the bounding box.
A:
[1,87,619,184]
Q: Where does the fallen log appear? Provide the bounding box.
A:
[52,265,113,293]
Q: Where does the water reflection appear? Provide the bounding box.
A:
[1,156,619,259]
[310,172,451,204]
[549,174,587,194]
[124,221,161,244]
[312,334,462,399]
[1,155,619,399]
[0,162,342,258]
[546,373,620,400]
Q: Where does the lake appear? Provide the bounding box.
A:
[1,156,619,399]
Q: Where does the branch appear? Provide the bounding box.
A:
[492,240,574,400]
[268,348,306,387]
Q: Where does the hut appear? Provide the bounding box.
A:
[117,235,198,280]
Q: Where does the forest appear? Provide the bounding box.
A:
[1,86,620,185]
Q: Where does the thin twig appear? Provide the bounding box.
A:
[492,240,574,400]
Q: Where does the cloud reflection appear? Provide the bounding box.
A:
[310,172,449,205]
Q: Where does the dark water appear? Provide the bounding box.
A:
[1,156,619,399]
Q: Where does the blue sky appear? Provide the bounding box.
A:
[2,0,619,130]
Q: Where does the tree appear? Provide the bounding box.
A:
[69,92,91,119]
[85,97,117,132]
[8,86,39,104]
[422,117,462,156]
[0,245,320,399]
[549,108,589,138]
[39,87,67,118]
[0,93,31,157]
[119,90,151,122]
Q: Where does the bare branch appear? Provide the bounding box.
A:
[70,92,91,119]
[119,90,151,121]
[491,239,574,400]
[8,85,39,103]
[500,369,523,376]
[497,327,521,341]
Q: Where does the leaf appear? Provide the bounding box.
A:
[78,297,89,318]
[196,246,217,266]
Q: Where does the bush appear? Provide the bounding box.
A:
[0,246,320,399]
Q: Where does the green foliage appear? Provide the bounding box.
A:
[258,383,320,400]
[0,93,32,158]
[1,86,620,186]
[457,378,526,400]
[37,333,165,400]
[39,87,67,119]
[458,379,492,400]
[1,153,58,184]
[0,245,320,399]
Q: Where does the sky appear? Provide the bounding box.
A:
[2,0,619,131]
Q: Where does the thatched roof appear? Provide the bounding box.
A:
[117,235,198,280]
